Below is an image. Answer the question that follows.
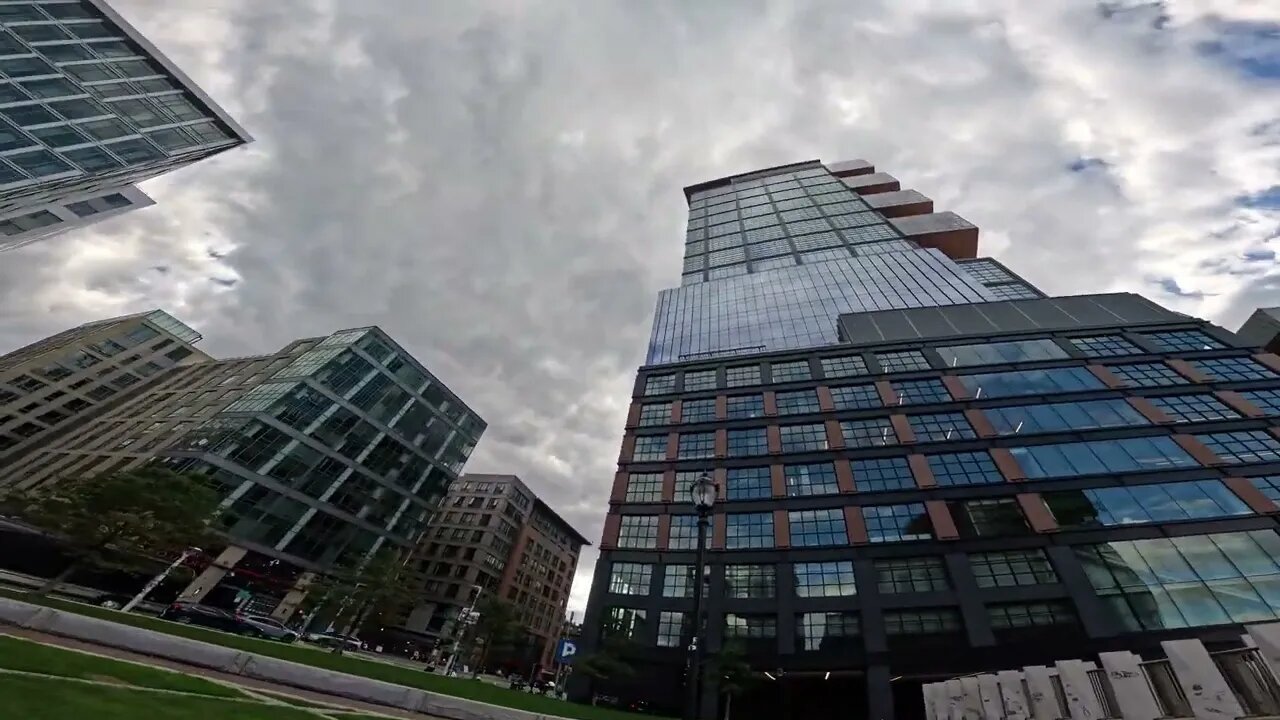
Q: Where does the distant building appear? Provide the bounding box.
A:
[1237,308,1280,354]
[403,473,587,669]
[0,0,251,251]
[0,317,484,619]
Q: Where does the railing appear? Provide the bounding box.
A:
[1088,668,1121,719]
[1140,659,1193,719]
[1213,647,1280,717]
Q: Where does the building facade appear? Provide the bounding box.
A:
[0,318,484,619]
[404,473,587,668]
[0,0,250,251]
[575,159,1280,720]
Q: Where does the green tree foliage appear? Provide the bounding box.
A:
[574,616,641,682]
[304,546,417,640]
[0,468,222,596]
[471,596,522,669]
[708,639,753,720]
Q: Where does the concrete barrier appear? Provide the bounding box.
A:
[0,596,565,720]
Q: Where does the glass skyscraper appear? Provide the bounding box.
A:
[0,0,250,250]
[574,158,1280,720]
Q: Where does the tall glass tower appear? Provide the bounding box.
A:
[574,159,1280,720]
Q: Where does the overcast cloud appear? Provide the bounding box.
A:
[1,0,1278,613]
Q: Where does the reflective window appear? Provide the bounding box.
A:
[771,360,812,383]
[1251,477,1280,504]
[884,609,962,636]
[1068,335,1143,357]
[726,512,774,549]
[830,384,881,410]
[1242,390,1280,416]
[1010,437,1197,479]
[865,503,932,542]
[889,378,951,405]
[954,498,1028,537]
[821,355,868,378]
[656,611,688,648]
[989,602,1076,630]
[724,614,776,639]
[726,394,765,419]
[1076,530,1280,630]
[985,399,1148,435]
[677,432,715,460]
[725,365,761,388]
[1141,329,1224,352]
[725,467,770,500]
[1195,431,1280,464]
[1042,480,1251,528]
[617,516,658,549]
[608,562,653,595]
[1148,394,1239,423]
[908,412,975,442]
[841,417,896,447]
[603,608,647,640]
[632,435,667,462]
[1109,362,1189,387]
[853,457,914,492]
[785,463,839,497]
[794,561,857,597]
[681,398,716,423]
[928,452,1003,486]
[775,389,821,415]
[937,339,1067,367]
[662,565,694,598]
[876,556,950,593]
[1193,357,1278,382]
[725,564,776,599]
[797,612,860,652]
[637,403,670,427]
[959,367,1104,398]
[644,374,675,396]
[668,515,707,550]
[625,473,663,502]
[726,428,768,458]
[970,549,1058,588]
[789,508,847,547]
[683,369,718,391]
[877,350,932,373]
[779,423,827,452]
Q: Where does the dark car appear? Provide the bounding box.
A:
[160,602,242,632]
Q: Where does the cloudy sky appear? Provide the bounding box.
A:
[2,0,1278,613]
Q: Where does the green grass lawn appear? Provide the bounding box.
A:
[0,633,243,698]
[0,674,325,720]
[0,589,670,720]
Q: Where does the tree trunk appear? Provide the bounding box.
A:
[724,693,732,720]
[33,559,81,597]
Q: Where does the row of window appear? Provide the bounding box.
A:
[640,330,1237,395]
[614,477,1276,549]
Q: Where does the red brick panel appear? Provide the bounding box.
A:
[665,432,680,462]
[1167,359,1212,384]
[835,461,855,493]
[767,425,782,455]
[714,467,727,502]
[825,420,845,450]
[890,415,916,444]
[610,472,628,503]
[816,386,836,412]
[712,514,727,550]
[1216,390,1266,419]
[1254,353,1280,374]
[656,514,672,551]
[670,399,683,425]
[763,391,778,417]
[1017,494,1059,534]
[770,465,786,498]
[715,429,728,459]
[1087,364,1126,389]
[600,514,620,549]
[1222,476,1280,515]
[941,375,972,401]
[990,448,1027,482]
[773,509,790,549]
[876,381,898,407]
[662,470,676,503]
[618,435,636,464]
[625,402,642,429]
[1127,396,1174,424]
[1172,434,1225,466]
[965,409,997,438]
[715,395,728,421]
[908,454,936,489]
[845,506,869,545]
[925,501,959,541]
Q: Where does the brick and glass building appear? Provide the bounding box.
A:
[403,473,587,668]
[0,317,484,620]
[574,159,1280,720]
[0,0,250,251]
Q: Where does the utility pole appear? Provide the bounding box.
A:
[122,547,200,613]
[443,585,482,676]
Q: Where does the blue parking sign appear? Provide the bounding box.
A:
[555,639,577,663]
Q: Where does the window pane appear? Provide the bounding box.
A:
[1196,431,1280,465]
[725,467,770,500]
[788,508,846,547]
[864,503,932,542]
[794,561,856,598]
[985,400,1148,435]
[928,452,1003,486]
[937,339,1067,367]
[970,549,1058,588]
[1010,437,1197,479]
[725,564,776,599]
[876,557,949,593]
[608,562,653,595]
[958,368,1104,398]
[726,512,774,549]
[784,463,839,497]
[1068,335,1143,357]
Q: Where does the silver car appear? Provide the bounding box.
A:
[239,614,299,642]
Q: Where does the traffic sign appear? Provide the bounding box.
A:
[555,639,577,663]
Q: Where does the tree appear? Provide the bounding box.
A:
[303,546,417,645]
[708,639,753,720]
[574,616,641,694]
[471,596,522,671]
[0,467,222,597]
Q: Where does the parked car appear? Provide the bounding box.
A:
[159,602,242,633]
[239,614,299,643]
[91,593,130,610]
[304,632,361,651]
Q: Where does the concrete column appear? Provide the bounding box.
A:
[1163,638,1245,720]
[977,674,1003,719]
[854,558,886,653]
[1022,665,1059,720]
[178,545,247,602]
[866,664,896,720]
[942,678,966,720]
[996,670,1030,720]
[1055,659,1103,719]
[1045,545,1120,638]
[1098,651,1160,720]
[944,552,995,647]
[958,676,984,720]
[270,571,315,622]
[775,560,796,655]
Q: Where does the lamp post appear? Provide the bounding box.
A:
[122,547,200,613]
[685,473,716,720]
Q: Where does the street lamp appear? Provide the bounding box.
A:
[122,547,201,613]
[685,473,716,720]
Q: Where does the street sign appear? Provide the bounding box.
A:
[555,639,577,663]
